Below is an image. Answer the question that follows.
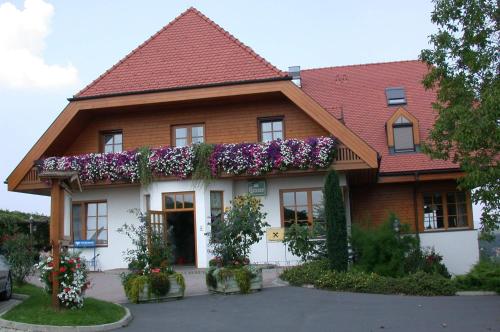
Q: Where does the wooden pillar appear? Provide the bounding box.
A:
[50,179,62,310]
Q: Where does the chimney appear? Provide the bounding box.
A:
[288,66,301,87]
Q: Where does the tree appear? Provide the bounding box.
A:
[324,169,348,271]
[420,0,499,239]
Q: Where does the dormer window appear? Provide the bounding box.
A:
[386,87,406,106]
[386,108,420,154]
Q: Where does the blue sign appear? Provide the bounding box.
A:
[74,240,96,248]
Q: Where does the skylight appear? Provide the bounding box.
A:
[385,87,407,106]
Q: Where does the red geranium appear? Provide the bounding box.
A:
[60,266,67,273]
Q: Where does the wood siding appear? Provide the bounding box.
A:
[350,180,473,232]
[64,97,328,155]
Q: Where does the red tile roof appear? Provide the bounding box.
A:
[75,7,287,98]
[300,60,459,174]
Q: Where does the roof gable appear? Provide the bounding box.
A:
[75,7,287,99]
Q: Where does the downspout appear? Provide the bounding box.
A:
[413,171,420,242]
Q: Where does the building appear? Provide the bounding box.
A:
[6,8,479,274]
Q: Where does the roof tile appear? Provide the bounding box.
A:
[75,7,286,98]
[300,60,459,174]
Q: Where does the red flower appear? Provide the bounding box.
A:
[48,262,53,267]
[64,288,70,292]
[60,266,67,273]
[71,268,76,272]
[68,259,74,264]
[76,257,80,262]
[151,268,160,273]
[76,264,81,268]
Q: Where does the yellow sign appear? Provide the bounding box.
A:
[266,227,284,242]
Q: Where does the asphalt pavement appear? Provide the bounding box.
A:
[122,286,500,332]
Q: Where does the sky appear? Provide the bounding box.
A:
[0,0,481,222]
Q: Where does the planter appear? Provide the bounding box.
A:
[207,266,263,294]
[125,272,185,303]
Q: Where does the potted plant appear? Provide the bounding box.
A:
[206,194,269,294]
[118,211,185,303]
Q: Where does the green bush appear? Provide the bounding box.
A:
[404,247,450,278]
[283,223,326,262]
[324,170,348,271]
[149,272,171,296]
[1,233,36,284]
[351,214,419,277]
[280,260,329,286]
[206,265,257,294]
[454,260,500,293]
[315,270,456,296]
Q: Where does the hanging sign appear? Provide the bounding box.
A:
[248,180,267,196]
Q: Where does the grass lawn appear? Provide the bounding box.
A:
[2,283,126,326]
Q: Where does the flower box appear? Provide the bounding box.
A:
[206,266,263,294]
[137,274,185,302]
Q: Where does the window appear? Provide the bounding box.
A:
[393,116,415,152]
[210,191,224,223]
[172,124,204,147]
[144,194,151,211]
[101,131,122,153]
[72,201,108,245]
[163,192,195,210]
[385,87,406,105]
[423,191,470,230]
[280,189,324,228]
[259,117,283,142]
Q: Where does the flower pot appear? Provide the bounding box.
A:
[207,266,263,294]
[137,273,185,302]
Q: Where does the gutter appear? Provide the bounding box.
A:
[68,76,292,102]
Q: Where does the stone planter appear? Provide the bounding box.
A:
[137,273,185,302]
[207,266,263,294]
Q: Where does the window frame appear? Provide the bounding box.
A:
[171,123,205,147]
[258,116,285,142]
[71,200,108,247]
[162,191,196,211]
[209,191,224,223]
[279,188,324,228]
[421,191,472,232]
[100,130,123,153]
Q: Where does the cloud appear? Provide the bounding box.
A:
[0,0,78,89]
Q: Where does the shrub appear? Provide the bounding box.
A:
[454,260,500,293]
[315,270,456,296]
[404,247,451,278]
[351,214,419,277]
[280,259,329,286]
[396,272,456,296]
[283,223,326,262]
[1,233,36,284]
[324,170,348,271]
[149,272,171,296]
[207,194,268,266]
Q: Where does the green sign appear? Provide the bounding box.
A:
[248,180,266,196]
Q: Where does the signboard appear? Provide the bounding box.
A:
[73,240,96,248]
[248,180,266,196]
[266,227,284,242]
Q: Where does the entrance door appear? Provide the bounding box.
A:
[162,192,196,266]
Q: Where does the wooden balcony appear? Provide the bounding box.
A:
[14,144,371,193]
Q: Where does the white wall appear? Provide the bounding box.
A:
[419,229,479,275]
[233,174,347,266]
[71,186,141,270]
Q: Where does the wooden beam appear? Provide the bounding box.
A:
[378,171,465,184]
[49,179,62,310]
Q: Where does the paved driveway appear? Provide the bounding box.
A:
[122,287,500,332]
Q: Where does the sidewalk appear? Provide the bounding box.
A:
[28,266,285,304]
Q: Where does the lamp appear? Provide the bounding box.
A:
[393,218,401,234]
